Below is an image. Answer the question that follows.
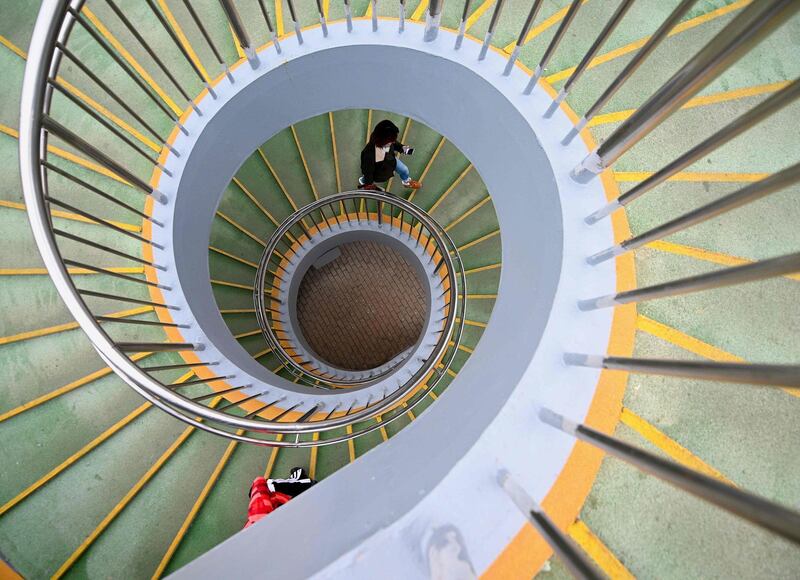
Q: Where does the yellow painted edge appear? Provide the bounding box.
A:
[82,7,182,115]
[53,425,197,579]
[614,171,769,183]
[275,0,285,37]
[258,148,300,211]
[621,407,734,484]
[588,81,791,127]
[0,402,151,517]
[221,308,258,315]
[408,136,445,205]
[411,0,429,21]
[157,0,210,82]
[209,246,258,269]
[58,79,161,152]
[445,195,491,232]
[329,112,342,192]
[323,0,330,18]
[544,0,752,83]
[309,432,320,478]
[291,125,319,200]
[637,314,800,399]
[0,266,143,276]
[0,559,22,580]
[465,0,496,33]
[365,0,373,18]
[464,262,501,275]
[152,433,242,579]
[646,240,800,283]
[216,211,267,246]
[458,229,500,251]
[429,164,472,214]
[228,23,246,59]
[346,425,356,462]
[483,74,636,579]
[504,0,591,52]
[566,520,635,580]
[211,278,254,291]
[0,306,151,346]
[264,434,284,477]
[232,177,281,226]
[0,34,27,59]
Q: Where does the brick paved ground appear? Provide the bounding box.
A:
[296,240,426,370]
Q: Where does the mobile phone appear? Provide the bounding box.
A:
[403,146,414,155]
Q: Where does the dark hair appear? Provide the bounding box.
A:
[369,119,400,147]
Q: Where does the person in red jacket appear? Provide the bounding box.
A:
[245,467,315,528]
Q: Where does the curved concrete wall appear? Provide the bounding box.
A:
[161,19,618,579]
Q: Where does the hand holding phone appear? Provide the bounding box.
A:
[403,146,414,155]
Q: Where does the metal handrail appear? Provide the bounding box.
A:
[253,190,465,390]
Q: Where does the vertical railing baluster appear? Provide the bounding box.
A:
[523,0,582,94]
[572,0,800,182]
[454,0,471,49]
[478,0,506,61]
[344,0,353,32]
[286,0,304,44]
[218,0,259,66]
[399,0,406,33]
[502,0,544,75]
[257,0,282,53]
[372,0,379,31]
[544,0,635,116]
[316,0,329,36]
[180,0,235,81]
[425,0,445,42]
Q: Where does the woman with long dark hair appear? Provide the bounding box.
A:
[359,119,421,190]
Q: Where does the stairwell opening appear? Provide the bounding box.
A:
[296,239,426,372]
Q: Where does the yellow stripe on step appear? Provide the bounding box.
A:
[567,520,635,580]
[0,267,144,276]
[0,306,152,346]
[257,148,301,211]
[637,314,800,400]
[445,195,490,232]
[365,1,373,18]
[0,401,152,517]
[464,262,501,275]
[429,165,472,214]
[309,432,320,478]
[614,171,769,183]
[232,177,282,227]
[0,34,27,59]
[209,246,258,269]
[0,199,141,232]
[0,353,151,424]
[620,407,735,484]
[458,230,500,251]
[465,0,495,33]
[323,0,330,18]
[412,0,429,21]
[456,318,487,329]
[291,126,319,200]
[543,0,752,83]
[82,7,182,116]
[235,329,262,339]
[408,137,445,205]
[211,279,255,291]
[645,240,800,283]
[157,0,210,83]
[275,0,285,37]
[264,435,283,477]
[329,113,342,192]
[53,424,199,579]
[1,124,134,186]
[215,212,267,247]
[588,81,792,127]
[503,0,591,52]
[346,425,356,462]
[220,308,258,315]
[228,23,246,59]
[153,432,244,579]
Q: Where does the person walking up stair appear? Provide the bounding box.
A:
[359,119,421,191]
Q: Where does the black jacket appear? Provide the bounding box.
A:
[360,142,405,185]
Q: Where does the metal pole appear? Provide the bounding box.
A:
[41,115,167,204]
[545,0,635,113]
[218,0,259,66]
[572,0,800,182]
[54,228,165,269]
[180,0,233,80]
[478,0,506,61]
[256,0,282,53]
[399,0,406,33]
[286,0,304,43]
[316,0,329,36]
[523,0,582,94]
[372,0,379,32]
[344,0,353,32]
[562,0,696,144]
[454,0,471,49]
[585,78,800,225]
[499,471,605,580]
[118,342,201,352]
[587,162,800,265]
[564,354,800,388]
[502,0,544,75]
[578,251,800,310]
[540,408,800,545]
[425,0,444,42]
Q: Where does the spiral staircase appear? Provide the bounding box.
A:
[1,0,799,578]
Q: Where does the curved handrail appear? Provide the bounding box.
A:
[254,189,463,390]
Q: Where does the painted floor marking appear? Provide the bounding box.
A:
[589,81,792,127]
[543,0,752,83]
[465,0,496,33]
[566,519,635,580]
[614,171,769,183]
[209,246,258,269]
[157,0,210,83]
[503,0,592,52]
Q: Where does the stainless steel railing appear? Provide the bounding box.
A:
[19,0,800,569]
[254,190,465,391]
